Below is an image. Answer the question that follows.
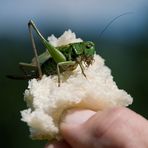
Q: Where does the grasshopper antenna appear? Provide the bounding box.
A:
[28,20,42,78]
[98,12,133,42]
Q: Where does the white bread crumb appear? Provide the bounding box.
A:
[20,30,133,141]
[47,29,83,47]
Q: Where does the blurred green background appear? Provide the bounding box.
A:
[0,0,148,147]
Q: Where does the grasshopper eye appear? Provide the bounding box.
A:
[85,42,94,49]
[86,44,92,49]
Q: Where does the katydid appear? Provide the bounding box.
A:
[7,12,132,86]
[7,20,95,86]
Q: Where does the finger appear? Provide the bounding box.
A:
[60,109,96,148]
[60,107,148,148]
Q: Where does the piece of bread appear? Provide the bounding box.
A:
[21,30,133,141]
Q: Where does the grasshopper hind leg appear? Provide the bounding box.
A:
[28,20,42,78]
[19,62,38,79]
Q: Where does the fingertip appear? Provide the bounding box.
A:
[61,109,96,126]
[45,140,71,148]
[59,109,96,147]
[60,109,96,137]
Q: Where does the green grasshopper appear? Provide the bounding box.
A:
[7,20,95,86]
[7,12,132,86]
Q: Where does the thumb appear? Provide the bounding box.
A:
[60,109,96,148]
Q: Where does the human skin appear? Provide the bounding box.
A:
[46,107,148,148]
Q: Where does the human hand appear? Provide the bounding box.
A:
[45,107,148,148]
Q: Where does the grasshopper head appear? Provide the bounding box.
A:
[83,41,95,67]
[84,41,95,56]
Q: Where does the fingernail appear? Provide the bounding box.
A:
[61,109,96,125]
[45,144,54,148]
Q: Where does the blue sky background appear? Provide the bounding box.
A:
[0,0,147,40]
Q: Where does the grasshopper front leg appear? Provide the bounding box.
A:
[77,62,86,78]
[76,57,86,78]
